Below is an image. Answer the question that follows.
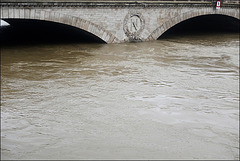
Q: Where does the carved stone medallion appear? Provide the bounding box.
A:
[123,12,145,42]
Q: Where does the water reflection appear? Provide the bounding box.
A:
[1,33,239,160]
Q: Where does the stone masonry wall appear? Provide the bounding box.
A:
[1,5,239,43]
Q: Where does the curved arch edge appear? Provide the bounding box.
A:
[147,9,240,41]
[1,8,119,43]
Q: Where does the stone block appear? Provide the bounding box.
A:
[98,28,104,39]
[49,12,55,21]
[40,10,45,20]
[108,35,115,43]
[235,11,240,19]
[30,9,35,19]
[54,12,61,23]
[61,15,68,24]
[12,9,17,18]
[83,22,89,31]
[19,9,24,18]
[34,10,40,19]
[2,9,8,18]
[24,9,30,19]
[104,33,110,43]
[76,18,82,28]
[44,11,50,21]
[89,23,96,33]
[151,30,159,40]
[9,8,13,18]
[162,22,167,32]
[72,17,77,26]
[1,8,3,18]
[102,32,107,41]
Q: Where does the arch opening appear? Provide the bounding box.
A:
[0,19,106,46]
[158,14,239,39]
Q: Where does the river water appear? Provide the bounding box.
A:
[1,33,239,159]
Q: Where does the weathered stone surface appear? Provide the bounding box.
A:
[30,9,35,19]
[1,2,239,43]
[2,8,8,18]
[24,9,30,19]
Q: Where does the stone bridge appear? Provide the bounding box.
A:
[1,1,239,43]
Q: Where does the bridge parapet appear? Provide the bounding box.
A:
[0,1,240,8]
[0,1,239,8]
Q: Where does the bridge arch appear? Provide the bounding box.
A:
[1,8,118,43]
[147,9,240,41]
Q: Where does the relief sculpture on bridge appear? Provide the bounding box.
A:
[123,12,145,42]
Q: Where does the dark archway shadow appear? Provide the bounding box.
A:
[158,14,240,39]
[0,19,106,47]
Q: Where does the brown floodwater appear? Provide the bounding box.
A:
[1,33,239,159]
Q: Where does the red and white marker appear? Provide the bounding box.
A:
[216,0,221,10]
